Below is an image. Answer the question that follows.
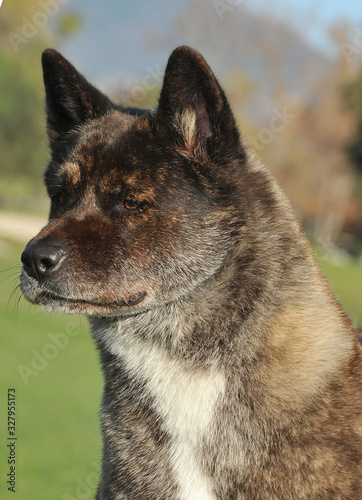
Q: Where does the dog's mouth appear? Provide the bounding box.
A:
[41,290,146,307]
[24,285,148,316]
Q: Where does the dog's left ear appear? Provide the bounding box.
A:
[42,49,113,146]
[157,46,240,155]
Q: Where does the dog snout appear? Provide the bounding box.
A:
[21,239,66,280]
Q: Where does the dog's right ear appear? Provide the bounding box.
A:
[42,49,113,146]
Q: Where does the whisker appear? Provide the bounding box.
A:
[0,271,22,285]
[31,303,47,317]
[1,263,21,273]
[8,284,22,321]
[0,263,22,277]
[14,290,22,319]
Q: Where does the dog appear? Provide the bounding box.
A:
[20,46,361,499]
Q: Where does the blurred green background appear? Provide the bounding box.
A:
[1,1,361,499]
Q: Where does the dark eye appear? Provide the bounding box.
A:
[123,198,146,212]
[50,193,66,206]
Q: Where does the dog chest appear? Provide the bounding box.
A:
[106,330,225,500]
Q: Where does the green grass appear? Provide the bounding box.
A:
[318,256,362,325]
[0,238,361,499]
[0,240,102,500]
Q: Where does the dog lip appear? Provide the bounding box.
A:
[123,291,147,306]
[37,290,147,309]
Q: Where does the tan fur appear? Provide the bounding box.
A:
[266,293,353,406]
[174,108,197,154]
[62,162,81,185]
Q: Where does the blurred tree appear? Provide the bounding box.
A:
[343,71,362,173]
[0,51,45,177]
[264,54,358,248]
[0,1,81,210]
[149,0,361,247]
[58,14,82,38]
[348,121,362,172]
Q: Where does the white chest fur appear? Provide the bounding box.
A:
[104,327,225,500]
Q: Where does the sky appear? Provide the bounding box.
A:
[57,0,362,83]
[60,0,186,81]
[249,0,362,53]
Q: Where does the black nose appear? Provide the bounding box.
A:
[21,240,66,280]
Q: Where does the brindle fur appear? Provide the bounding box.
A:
[20,46,362,499]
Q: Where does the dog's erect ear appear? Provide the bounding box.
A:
[42,49,113,146]
[157,46,240,155]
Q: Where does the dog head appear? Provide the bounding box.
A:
[20,46,248,317]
